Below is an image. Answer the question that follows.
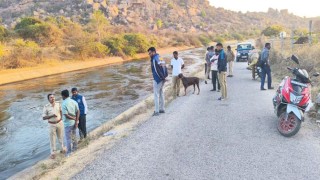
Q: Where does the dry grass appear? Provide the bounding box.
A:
[270,43,320,121]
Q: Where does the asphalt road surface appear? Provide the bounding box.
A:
[73,62,320,180]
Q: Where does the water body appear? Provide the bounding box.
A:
[0,48,205,179]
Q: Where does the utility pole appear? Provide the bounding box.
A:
[309,20,313,46]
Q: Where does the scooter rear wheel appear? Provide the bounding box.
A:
[277,112,301,137]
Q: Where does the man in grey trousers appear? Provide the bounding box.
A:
[148,47,167,116]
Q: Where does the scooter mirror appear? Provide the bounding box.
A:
[313,72,320,77]
[291,55,300,64]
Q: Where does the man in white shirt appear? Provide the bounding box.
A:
[171,51,184,97]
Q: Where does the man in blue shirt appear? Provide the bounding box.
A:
[61,89,79,156]
[148,47,167,116]
[71,87,88,139]
[260,43,274,90]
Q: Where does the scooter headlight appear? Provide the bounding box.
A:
[237,52,241,57]
[290,93,303,105]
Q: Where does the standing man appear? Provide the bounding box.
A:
[205,46,214,84]
[260,43,274,90]
[71,88,88,139]
[171,51,184,97]
[42,94,66,159]
[226,45,235,77]
[61,89,79,156]
[148,47,167,116]
[217,43,228,101]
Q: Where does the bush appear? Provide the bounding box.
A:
[103,33,153,57]
[214,36,225,43]
[0,25,8,42]
[231,33,244,41]
[103,35,126,56]
[14,17,63,46]
[123,33,150,53]
[198,34,211,46]
[2,39,42,68]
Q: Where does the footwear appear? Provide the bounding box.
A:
[247,67,252,70]
[218,97,225,101]
[210,89,216,91]
[60,148,67,154]
[152,112,160,116]
[176,94,179,97]
[205,80,207,84]
[227,75,232,77]
[261,88,267,91]
[50,154,56,159]
[217,90,220,92]
[268,87,274,89]
[159,110,165,113]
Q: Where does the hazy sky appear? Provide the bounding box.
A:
[209,0,319,18]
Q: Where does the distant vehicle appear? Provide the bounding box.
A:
[236,42,253,62]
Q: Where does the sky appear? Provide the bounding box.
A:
[209,0,319,18]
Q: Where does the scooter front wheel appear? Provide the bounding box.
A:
[277,112,301,137]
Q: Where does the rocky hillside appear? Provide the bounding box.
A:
[0,0,312,34]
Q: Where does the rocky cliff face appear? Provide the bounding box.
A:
[0,0,309,34]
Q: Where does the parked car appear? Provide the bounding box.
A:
[236,42,253,62]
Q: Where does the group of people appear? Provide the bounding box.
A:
[247,43,274,90]
[42,42,273,159]
[42,88,88,159]
[148,43,235,117]
[204,43,235,100]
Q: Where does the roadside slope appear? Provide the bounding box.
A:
[0,46,192,86]
[74,62,320,180]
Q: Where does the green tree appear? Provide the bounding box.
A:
[156,19,163,29]
[200,10,206,18]
[89,10,109,42]
[0,25,8,42]
[262,25,284,37]
[14,17,62,46]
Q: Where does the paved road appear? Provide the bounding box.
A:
[73,62,320,180]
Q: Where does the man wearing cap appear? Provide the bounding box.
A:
[71,88,88,139]
[42,94,66,159]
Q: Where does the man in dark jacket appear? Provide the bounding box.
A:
[217,43,228,100]
[71,88,88,139]
[260,43,274,90]
[148,47,167,116]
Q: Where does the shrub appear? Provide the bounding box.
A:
[186,35,200,47]
[123,33,150,53]
[200,10,206,18]
[262,25,284,37]
[156,19,163,29]
[231,33,244,41]
[198,34,211,46]
[214,36,225,43]
[2,39,42,68]
[103,35,126,56]
[0,25,8,42]
[14,17,63,46]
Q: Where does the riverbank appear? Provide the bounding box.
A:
[0,45,193,86]
[9,58,204,180]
